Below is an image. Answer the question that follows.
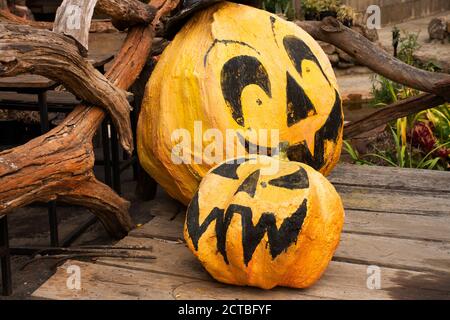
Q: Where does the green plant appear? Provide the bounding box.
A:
[344,133,449,170]
[301,0,342,19]
[336,4,355,24]
[300,0,321,18]
[263,0,294,18]
[347,30,449,171]
[397,32,420,65]
[319,0,341,12]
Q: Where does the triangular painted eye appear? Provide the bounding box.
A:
[286,90,343,170]
[283,35,330,84]
[286,71,317,126]
[234,169,260,198]
[211,158,251,179]
[268,167,309,189]
[221,55,272,127]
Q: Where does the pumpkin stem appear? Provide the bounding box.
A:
[274,141,290,161]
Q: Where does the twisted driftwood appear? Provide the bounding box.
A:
[0,0,178,238]
[344,93,446,139]
[0,23,134,153]
[0,1,448,240]
[96,0,157,30]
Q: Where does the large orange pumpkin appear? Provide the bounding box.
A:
[184,156,344,289]
[138,2,343,205]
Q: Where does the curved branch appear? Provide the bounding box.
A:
[0,10,158,239]
[0,23,134,153]
[96,0,157,30]
[59,175,132,237]
[0,0,181,238]
[344,93,446,139]
[296,18,450,100]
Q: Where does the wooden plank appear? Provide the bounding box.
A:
[32,241,450,300]
[336,233,450,273]
[31,260,330,300]
[129,215,185,242]
[337,185,450,216]
[33,204,450,299]
[133,221,450,272]
[53,0,98,56]
[32,261,186,300]
[32,164,450,300]
[344,209,450,243]
[128,203,450,273]
[329,164,450,194]
[0,75,55,89]
[130,211,450,272]
[130,203,450,245]
[108,234,450,299]
[0,91,79,105]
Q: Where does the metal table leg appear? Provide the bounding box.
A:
[110,123,121,194]
[0,216,12,296]
[48,202,59,247]
[101,120,112,187]
[39,91,59,247]
[130,97,139,180]
[38,92,49,132]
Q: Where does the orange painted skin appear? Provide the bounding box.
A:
[184,156,345,289]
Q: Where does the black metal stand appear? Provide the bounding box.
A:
[101,120,113,187]
[0,215,12,296]
[110,122,122,195]
[38,91,59,247]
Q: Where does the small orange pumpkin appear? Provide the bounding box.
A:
[184,155,344,289]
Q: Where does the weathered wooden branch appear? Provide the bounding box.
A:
[96,0,157,30]
[0,105,134,237]
[344,93,446,139]
[296,18,450,100]
[0,26,154,237]
[0,23,134,153]
[0,9,116,32]
[0,0,169,239]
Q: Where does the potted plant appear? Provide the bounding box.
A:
[301,0,320,21]
[318,0,340,20]
[337,4,355,27]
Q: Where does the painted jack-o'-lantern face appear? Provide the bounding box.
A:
[184,156,345,289]
[137,2,343,205]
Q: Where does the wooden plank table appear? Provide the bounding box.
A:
[32,164,450,300]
